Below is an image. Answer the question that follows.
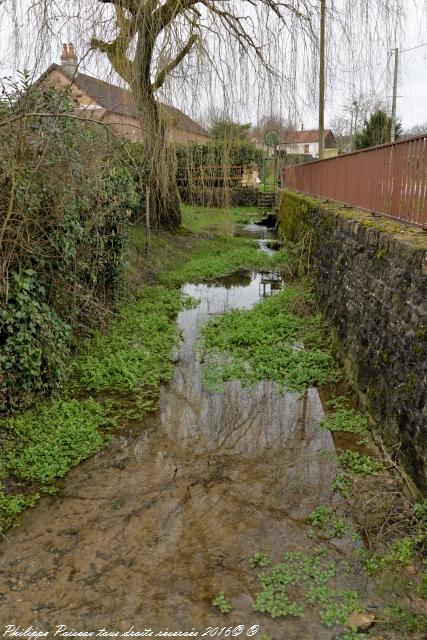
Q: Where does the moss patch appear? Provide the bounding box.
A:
[278,191,427,250]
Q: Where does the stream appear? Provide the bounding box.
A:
[0,226,376,638]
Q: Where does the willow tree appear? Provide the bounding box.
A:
[89,0,316,228]
[2,0,406,228]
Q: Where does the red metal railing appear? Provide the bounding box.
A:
[283,135,427,228]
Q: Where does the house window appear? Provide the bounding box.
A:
[304,144,310,154]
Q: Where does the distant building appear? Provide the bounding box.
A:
[36,44,211,145]
[280,129,338,159]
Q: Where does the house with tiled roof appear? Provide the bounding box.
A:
[36,44,211,145]
[282,129,338,159]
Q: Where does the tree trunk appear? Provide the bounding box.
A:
[136,87,181,230]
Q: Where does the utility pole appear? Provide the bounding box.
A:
[318,0,326,159]
[352,99,359,151]
[391,47,399,143]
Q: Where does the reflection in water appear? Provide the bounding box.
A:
[235,223,276,254]
[161,276,336,527]
[0,226,346,639]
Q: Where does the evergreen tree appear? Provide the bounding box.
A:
[355,109,402,149]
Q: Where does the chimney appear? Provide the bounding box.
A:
[60,43,78,79]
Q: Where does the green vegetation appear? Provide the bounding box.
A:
[201,286,340,392]
[252,549,362,626]
[212,593,232,614]
[1,270,71,406]
[307,506,356,540]
[176,141,262,174]
[414,499,427,533]
[249,550,270,568]
[1,399,108,485]
[71,286,190,394]
[1,81,141,411]
[362,538,415,575]
[355,109,402,150]
[337,450,383,476]
[176,140,261,209]
[381,605,427,636]
[0,398,111,533]
[320,397,369,435]
[338,632,365,640]
[0,489,40,536]
[418,573,427,598]
[209,118,252,142]
[307,505,332,529]
[181,203,259,234]
[1,207,287,534]
[331,472,351,497]
[164,237,289,286]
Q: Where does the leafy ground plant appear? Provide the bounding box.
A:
[307,506,356,540]
[362,537,415,575]
[180,203,260,234]
[252,548,362,626]
[71,286,190,393]
[212,593,232,614]
[250,550,270,568]
[417,573,427,598]
[0,398,110,533]
[201,286,340,392]
[381,604,427,636]
[331,472,351,497]
[320,397,368,435]
[0,489,40,536]
[1,398,108,485]
[337,450,383,476]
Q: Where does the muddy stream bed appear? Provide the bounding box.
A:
[0,226,395,638]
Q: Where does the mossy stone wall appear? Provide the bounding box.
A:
[278,190,427,490]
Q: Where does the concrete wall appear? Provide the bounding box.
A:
[278,190,427,490]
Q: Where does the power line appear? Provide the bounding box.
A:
[401,42,427,53]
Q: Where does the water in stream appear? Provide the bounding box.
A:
[0,227,375,638]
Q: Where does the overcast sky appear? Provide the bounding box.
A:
[0,0,426,131]
[396,12,427,128]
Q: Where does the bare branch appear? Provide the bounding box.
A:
[153,32,198,90]
[91,3,135,83]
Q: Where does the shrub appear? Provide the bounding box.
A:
[0,77,143,409]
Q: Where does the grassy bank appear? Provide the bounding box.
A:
[181,203,260,234]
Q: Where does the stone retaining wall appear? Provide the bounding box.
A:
[278,190,427,490]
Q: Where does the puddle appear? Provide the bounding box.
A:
[0,226,395,637]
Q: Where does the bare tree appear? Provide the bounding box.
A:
[330,93,389,152]
[252,114,295,144]
[402,123,427,138]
